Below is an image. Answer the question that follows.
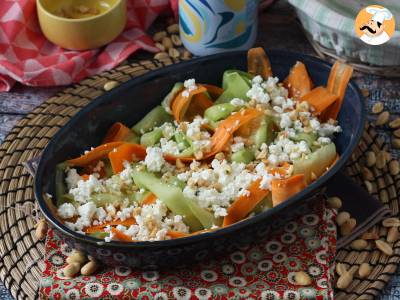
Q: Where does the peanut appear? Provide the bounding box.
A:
[171,34,182,46]
[340,218,356,236]
[294,271,312,286]
[153,31,167,42]
[364,180,373,193]
[358,263,372,278]
[350,239,368,250]
[387,226,399,243]
[371,102,384,114]
[336,211,350,226]
[365,151,376,167]
[104,81,118,91]
[327,196,342,209]
[167,23,179,34]
[35,219,48,240]
[382,218,400,227]
[66,250,87,265]
[375,111,390,126]
[336,262,348,276]
[155,42,165,51]
[168,48,180,58]
[361,231,379,240]
[63,262,81,278]
[375,239,393,256]
[389,118,400,129]
[81,260,99,276]
[336,272,353,289]
[154,52,169,60]
[162,37,173,50]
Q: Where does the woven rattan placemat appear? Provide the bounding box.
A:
[0,57,398,300]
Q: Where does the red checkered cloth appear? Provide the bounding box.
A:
[0,0,177,91]
[39,198,336,300]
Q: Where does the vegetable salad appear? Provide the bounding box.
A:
[53,48,353,242]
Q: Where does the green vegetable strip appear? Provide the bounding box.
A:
[91,193,124,207]
[132,106,173,134]
[55,163,69,206]
[216,70,252,104]
[140,128,163,147]
[161,82,184,114]
[131,168,203,231]
[231,148,255,164]
[204,103,238,122]
[251,116,275,148]
[185,198,217,229]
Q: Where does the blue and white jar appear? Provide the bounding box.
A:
[179,0,259,56]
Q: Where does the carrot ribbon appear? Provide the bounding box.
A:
[271,174,307,207]
[223,179,270,226]
[300,86,338,116]
[247,47,272,79]
[108,143,147,173]
[102,122,134,143]
[67,142,124,167]
[284,61,313,99]
[324,61,353,120]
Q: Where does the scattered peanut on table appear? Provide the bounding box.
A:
[294,271,312,286]
[336,211,350,226]
[327,196,342,209]
[350,239,368,250]
[372,102,384,114]
[358,263,372,279]
[375,239,393,256]
[375,111,390,126]
[35,219,48,240]
[104,81,119,91]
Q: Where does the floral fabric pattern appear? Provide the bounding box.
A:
[40,199,336,299]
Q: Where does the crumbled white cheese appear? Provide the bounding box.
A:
[230,98,246,107]
[57,203,76,219]
[268,137,311,165]
[160,138,180,156]
[144,147,165,172]
[318,123,342,137]
[108,200,188,242]
[317,137,331,144]
[69,174,106,203]
[65,169,81,189]
[182,79,197,98]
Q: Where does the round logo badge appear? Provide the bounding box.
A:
[354,5,395,45]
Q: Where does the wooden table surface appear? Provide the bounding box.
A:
[0,1,399,299]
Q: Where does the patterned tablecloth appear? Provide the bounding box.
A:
[0,1,399,299]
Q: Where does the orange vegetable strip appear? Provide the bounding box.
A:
[85,218,137,233]
[110,228,134,242]
[167,228,214,239]
[108,143,147,173]
[223,179,270,226]
[207,108,263,157]
[81,174,90,181]
[167,230,190,239]
[300,86,338,115]
[202,84,224,99]
[185,92,213,121]
[285,61,313,99]
[171,85,207,122]
[142,193,157,205]
[268,162,290,177]
[247,47,272,79]
[67,142,124,167]
[271,174,307,207]
[103,122,134,143]
[325,61,354,120]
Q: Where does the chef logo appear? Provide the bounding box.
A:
[355,5,395,45]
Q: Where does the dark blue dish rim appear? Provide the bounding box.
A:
[34,50,366,249]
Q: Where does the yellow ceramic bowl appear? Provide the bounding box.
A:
[37,0,127,50]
